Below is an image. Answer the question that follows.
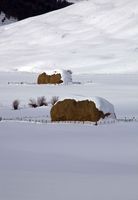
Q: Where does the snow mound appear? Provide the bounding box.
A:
[57,69,72,84]
[91,96,116,118]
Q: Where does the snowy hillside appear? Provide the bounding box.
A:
[0,0,138,73]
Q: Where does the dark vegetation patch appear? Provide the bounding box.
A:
[0,0,72,21]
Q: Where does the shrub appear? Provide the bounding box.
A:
[12,99,20,110]
[37,96,48,107]
[51,96,59,106]
[28,98,38,108]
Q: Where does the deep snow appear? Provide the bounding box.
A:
[0,121,138,200]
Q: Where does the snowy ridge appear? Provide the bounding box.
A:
[0,0,138,73]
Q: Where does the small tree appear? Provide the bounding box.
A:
[12,99,20,110]
[37,96,48,107]
[28,98,38,108]
[51,96,59,106]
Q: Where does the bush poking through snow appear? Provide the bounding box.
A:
[28,96,48,108]
[37,96,48,107]
[12,99,20,110]
[51,96,59,105]
[28,98,38,108]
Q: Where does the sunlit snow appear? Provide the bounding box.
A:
[0,0,138,73]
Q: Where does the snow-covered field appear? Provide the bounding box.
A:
[0,72,138,118]
[0,122,138,200]
[0,121,138,200]
[0,72,138,200]
[0,0,138,199]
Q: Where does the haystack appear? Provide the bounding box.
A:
[50,99,111,122]
[37,72,63,84]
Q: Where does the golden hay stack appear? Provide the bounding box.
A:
[37,72,63,84]
[51,99,110,122]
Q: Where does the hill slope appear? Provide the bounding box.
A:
[0,0,138,74]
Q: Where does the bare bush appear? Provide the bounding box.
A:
[51,96,59,106]
[37,96,48,107]
[12,99,20,110]
[28,98,38,108]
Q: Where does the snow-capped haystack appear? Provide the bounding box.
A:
[37,69,72,84]
[0,12,17,26]
[0,0,138,73]
[51,97,116,122]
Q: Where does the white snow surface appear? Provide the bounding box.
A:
[0,0,138,73]
[0,121,138,200]
[89,96,115,117]
[0,71,138,200]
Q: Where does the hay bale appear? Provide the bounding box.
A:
[50,73,63,84]
[37,72,63,84]
[50,99,108,122]
[37,72,49,84]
